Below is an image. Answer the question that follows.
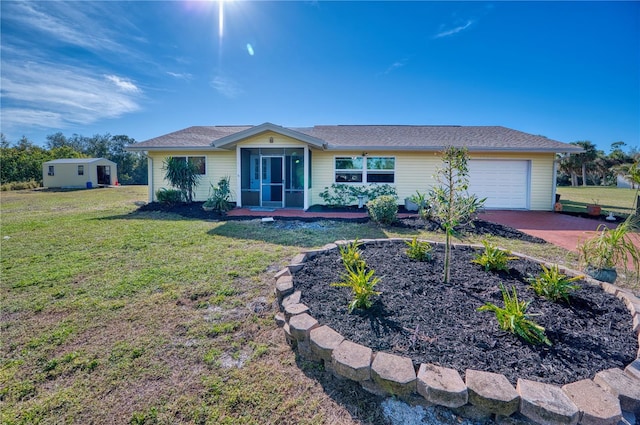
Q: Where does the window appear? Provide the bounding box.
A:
[77,165,84,176]
[48,165,54,176]
[334,156,395,183]
[335,157,363,183]
[174,156,206,175]
[366,157,395,183]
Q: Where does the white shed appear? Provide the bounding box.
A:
[42,158,118,188]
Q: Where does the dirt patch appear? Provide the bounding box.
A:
[293,242,637,385]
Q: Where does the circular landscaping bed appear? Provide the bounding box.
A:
[293,241,637,385]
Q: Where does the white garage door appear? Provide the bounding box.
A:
[467,160,530,209]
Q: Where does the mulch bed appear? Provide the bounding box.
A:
[134,202,547,244]
[293,242,637,385]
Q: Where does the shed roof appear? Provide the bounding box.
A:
[128,123,582,153]
[44,158,115,165]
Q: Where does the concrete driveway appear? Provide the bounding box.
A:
[477,211,618,252]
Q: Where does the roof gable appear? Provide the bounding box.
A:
[212,122,326,149]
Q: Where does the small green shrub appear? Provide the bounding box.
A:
[405,237,432,261]
[339,239,365,271]
[156,188,183,204]
[528,264,581,303]
[367,195,398,225]
[331,264,381,313]
[319,183,397,207]
[472,240,518,272]
[478,284,551,346]
[1,180,40,191]
[366,184,398,200]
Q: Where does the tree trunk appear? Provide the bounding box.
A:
[570,172,578,187]
[582,163,588,186]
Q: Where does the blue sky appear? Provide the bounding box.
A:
[1,1,638,153]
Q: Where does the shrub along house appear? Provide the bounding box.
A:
[42,158,118,189]
[126,122,582,210]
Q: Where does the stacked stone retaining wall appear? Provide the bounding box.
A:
[274,239,640,425]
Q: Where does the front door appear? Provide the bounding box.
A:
[261,156,284,208]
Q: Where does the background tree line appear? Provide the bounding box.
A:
[557,141,639,187]
[0,132,147,186]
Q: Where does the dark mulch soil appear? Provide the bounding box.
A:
[134,202,545,243]
[294,242,638,385]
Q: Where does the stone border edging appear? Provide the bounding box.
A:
[274,239,640,425]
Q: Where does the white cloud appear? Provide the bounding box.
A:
[3,2,127,55]
[211,76,243,99]
[167,71,193,80]
[105,75,140,93]
[383,60,408,75]
[1,62,142,131]
[434,20,474,39]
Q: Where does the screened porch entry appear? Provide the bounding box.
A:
[240,148,306,208]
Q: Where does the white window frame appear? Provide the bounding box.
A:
[365,156,395,183]
[77,165,84,176]
[48,165,55,176]
[333,156,396,184]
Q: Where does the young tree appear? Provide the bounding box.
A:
[429,147,484,283]
[162,156,202,203]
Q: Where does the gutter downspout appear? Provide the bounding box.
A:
[552,155,559,211]
[144,152,153,203]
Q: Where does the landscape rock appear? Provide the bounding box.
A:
[331,340,372,382]
[417,363,468,408]
[288,312,319,343]
[309,325,344,364]
[466,369,519,416]
[517,379,578,425]
[594,368,640,414]
[562,379,621,425]
[371,352,417,396]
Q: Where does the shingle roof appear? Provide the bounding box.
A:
[43,158,113,164]
[129,124,581,153]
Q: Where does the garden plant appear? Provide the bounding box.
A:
[472,240,518,272]
[528,264,582,303]
[405,237,432,261]
[429,146,486,283]
[478,284,551,346]
[161,156,202,203]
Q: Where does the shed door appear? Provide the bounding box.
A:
[467,160,530,209]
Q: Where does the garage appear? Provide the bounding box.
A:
[467,160,530,209]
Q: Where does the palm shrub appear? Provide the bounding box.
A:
[577,216,640,282]
[405,237,432,261]
[472,240,518,272]
[331,263,381,313]
[162,156,202,203]
[528,264,581,303]
[367,195,398,225]
[478,284,551,346]
[408,191,430,219]
[204,176,233,213]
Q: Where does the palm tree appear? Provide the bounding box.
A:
[162,157,202,203]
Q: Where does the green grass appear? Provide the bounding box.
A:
[0,186,600,424]
[557,186,638,215]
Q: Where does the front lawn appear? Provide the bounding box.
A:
[557,186,637,216]
[0,187,580,424]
